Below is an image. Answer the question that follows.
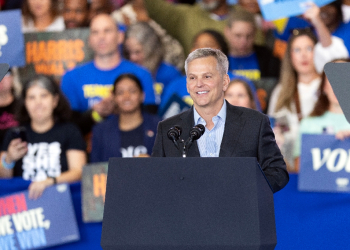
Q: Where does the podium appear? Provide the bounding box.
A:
[101,157,276,250]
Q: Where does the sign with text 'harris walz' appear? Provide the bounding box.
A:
[82,162,108,223]
[0,9,25,67]
[18,28,93,84]
[0,184,80,250]
[299,134,350,192]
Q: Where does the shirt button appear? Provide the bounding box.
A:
[209,134,211,137]
[210,153,213,156]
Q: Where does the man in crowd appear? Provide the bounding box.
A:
[224,10,280,81]
[61,14,155,134]
[63,0,90,29]
[152,48,289,193]
[143,0,265,55]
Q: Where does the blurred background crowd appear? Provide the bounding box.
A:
[1,0,350,197]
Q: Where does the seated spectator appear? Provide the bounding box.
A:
[123,22,182,105]
[224,10,281,81]
[91,74,160,161]
[0,69,20,146]
[0,75,86,199]
[61,14,156,136]
[21,0,65,32]
[63,0,90,29]
[224,78,257,110]
[143,0,265,56]
[111,0,185,70]
[160,29,259,114]
[293,59,350,172]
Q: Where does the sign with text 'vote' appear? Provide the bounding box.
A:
[0,10,25,67]
[0,184,80,250]
[299,134,350,192]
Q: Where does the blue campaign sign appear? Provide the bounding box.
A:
[299,134,350,192]
[0,10,25,67]
[0,184,80,249]
[258,0,334,21]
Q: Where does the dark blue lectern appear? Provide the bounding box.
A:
[101,157,276,250]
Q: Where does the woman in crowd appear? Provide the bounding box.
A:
[123,22,182,105]
[0,75,86,199]
[224,78,257,110]
[0,69,20,146]
[293,59,350,172]
[267,29,320,171]
[90,73,160,161]
[22,0,65,32]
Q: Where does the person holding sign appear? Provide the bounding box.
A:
[90,73,160,160]
[0,75,87,200]
[293,59,350,172]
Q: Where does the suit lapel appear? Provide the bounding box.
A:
[219,102,246,157]
[179,107,200,157]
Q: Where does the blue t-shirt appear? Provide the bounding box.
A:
[159,72,260,113]
[154,62,182,104]
[228,53,261,81]
[61,60,156,112]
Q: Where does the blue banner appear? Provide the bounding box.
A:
[299,134,350,192]
[0,184,80,249]
[259,0,335,21]
[0,10,25,67]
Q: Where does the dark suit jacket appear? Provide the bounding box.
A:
[152,101,289,193]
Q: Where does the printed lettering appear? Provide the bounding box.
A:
[17,228,46,249]
[0,234,16,250]
[0,215,14,236]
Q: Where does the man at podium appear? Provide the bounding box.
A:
[152,48,289,193]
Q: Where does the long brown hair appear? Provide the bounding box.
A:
[274,29,317,112]
[310,58,350,117]
[22,0,60,24]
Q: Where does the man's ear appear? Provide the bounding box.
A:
[222,74,230,92]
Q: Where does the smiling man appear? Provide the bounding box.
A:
[152,48,289,193]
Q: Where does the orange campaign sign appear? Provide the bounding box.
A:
[19,28,93,83]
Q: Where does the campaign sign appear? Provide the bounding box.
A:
[82,162,108,223]
[299,134,350,192]
[0,184,80,249]
[18,28,93,83]
[159,94,191,120]
[258,0,334,21]
[0,10,25,67]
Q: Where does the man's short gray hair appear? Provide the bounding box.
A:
[184,48,229,77]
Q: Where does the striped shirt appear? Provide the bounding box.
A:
[193,101,226,157]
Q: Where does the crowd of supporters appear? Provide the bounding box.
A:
[1,0,350,196]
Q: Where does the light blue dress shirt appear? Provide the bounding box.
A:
[193,101,227,157]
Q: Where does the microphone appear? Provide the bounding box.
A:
[183,124,205,157]
[189,124,205,142]
[167,125,182,150]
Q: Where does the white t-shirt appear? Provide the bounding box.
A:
[22,16,65,33]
